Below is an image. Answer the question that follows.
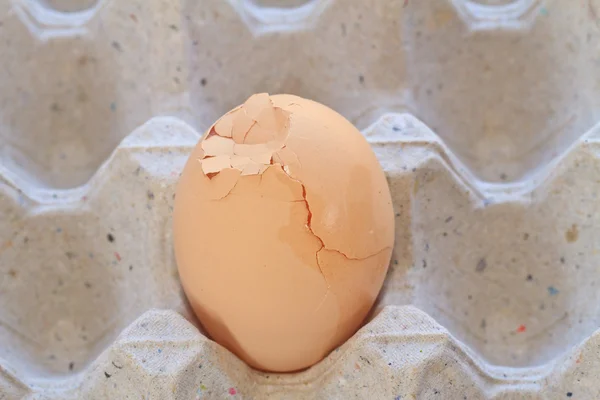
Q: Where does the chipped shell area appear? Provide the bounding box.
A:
[198,93,395,261]
[197,93,394,262]
[199,93,291,176]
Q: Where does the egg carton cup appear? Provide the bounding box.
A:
[0,114,599,399]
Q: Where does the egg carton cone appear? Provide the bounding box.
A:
[1,0,600,399]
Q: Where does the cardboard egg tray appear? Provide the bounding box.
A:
[1,0,600,398]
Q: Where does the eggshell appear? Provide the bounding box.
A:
[173,94,394,372]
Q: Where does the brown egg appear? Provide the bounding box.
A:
[173,94,394,372]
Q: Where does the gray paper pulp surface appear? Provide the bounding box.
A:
[1,0,600,399]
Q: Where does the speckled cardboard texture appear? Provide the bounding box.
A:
[2,0,600,399]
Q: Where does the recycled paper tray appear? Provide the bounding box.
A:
[1,0,600,398]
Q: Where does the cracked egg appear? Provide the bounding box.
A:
[173,93,394,372]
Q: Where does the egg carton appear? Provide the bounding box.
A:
[3,114,600,399]
[1,0,600,398]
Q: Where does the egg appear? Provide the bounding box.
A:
[173,94,394,372]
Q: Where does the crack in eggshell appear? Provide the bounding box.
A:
[201,94,389,286]
[274,94,394,261]
[319,246,393,263]
[279,165,390,300]
[205,168,242,201]
[304,185,392,262]
[281,164,390,263]
[313,288,330,313]
[309,245,391,331]
[272,146,301,170]
[300,183,330,289]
